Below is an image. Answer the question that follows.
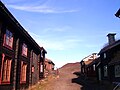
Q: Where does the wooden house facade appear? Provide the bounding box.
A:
[0,1,46,90]
[83,33,120,84]
[44,58,55,77]
[99,33,120,83]
[45,58,55,71]
[81,33,120,83]
[80,53,98,77]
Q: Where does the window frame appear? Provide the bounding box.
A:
[104,65,108,77]
[1,54,12,84]
[103,53,106,59]
[32,65,34,73]
[22,43,28,57]
[3,29,13,49]
[115,65,120,77]
[20,61,27,84]
[93,64,96,71]
[40,65,43,72]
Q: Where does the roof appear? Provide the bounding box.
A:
[0,1,43,52]
[84,60,91,65]
[86,57,100,67]
[41,47,47,53]
[45,58,55,65]
[82,53,98,61]
[99,40,120,54]
[115,8,120,18]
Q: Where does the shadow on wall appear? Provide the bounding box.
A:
[71,72,113,90]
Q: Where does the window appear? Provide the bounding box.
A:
[93,64,96,71]
[20,61,27,83]
[40,65,43,72]
[82,68,84,73]
[2,57,12,82]
[115,65,120,77]
[88,68,89,71]
[41,50,44,58]
[3,30,13,48]
[22,43,28,56]
[104,65,108,77]
[104,53,106,59]
[32,65,34,73]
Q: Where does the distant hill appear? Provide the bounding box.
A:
[59,62,80,73]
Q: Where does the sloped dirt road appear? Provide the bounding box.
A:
[43,62,81,90]
[29,62,81,90]
[30,62,114,90]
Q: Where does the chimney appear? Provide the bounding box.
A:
[115,8,120,18]
[107,33,116,45]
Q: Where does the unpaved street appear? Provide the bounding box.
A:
[43,62,81,90]
[29,62,81,90]
[29,62,114,90]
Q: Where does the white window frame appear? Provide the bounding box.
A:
[104,65,108,77]
[93,64,96,71]
[104,53,106,59]
[115,65,120,77]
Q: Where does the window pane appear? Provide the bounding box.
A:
[104,65,108,77]
[22,43,28,56]
[6,30,9,34]
[6,37,9,45]
[4,30,13,48]
[21,62,27,82]
[40,65,43,72]
[115,65,120,77]
[2,59,12,82]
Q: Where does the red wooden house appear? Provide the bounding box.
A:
[44,58,55,77]
[0,1,47,90]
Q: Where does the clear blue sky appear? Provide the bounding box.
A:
[2,0,120,68]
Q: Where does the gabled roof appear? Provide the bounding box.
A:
[81,53,97,62]
[115,8,120,18]
[98,40,120,54]
[86,57,100,67]
[41,47,47,54]
[81,53,98,66]
[45,58,55,65]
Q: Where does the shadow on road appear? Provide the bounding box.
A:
[71,72,114,90]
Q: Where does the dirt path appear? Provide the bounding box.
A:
[29,62,81,90]
[41,62,81,90]
[29,62,114,90]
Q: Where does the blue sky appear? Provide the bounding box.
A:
[2,0,120,68]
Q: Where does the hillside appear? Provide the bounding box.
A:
[59,62,80,73]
